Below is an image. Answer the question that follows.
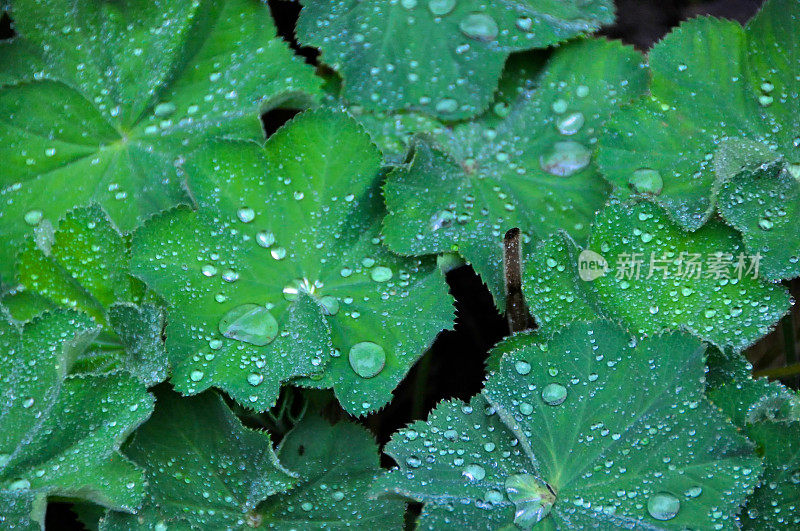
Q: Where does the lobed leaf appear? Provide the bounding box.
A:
[0,309,154,529]
[523,201,791,351]
[597,0,800,279]
[297,0,614,120]
[100,389,296,530]
[0,0,321,280]
[131,110,454,416]
[374,320,761,528]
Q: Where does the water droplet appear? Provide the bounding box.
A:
[485,489,504,503]
[406,455,422,467]
[153,102,176,117]
[401,0,417,8]
[370,266,393,282]
[283,278,313,301]
[539,141,591,177]
[759,217,774,230]
[319,296,339,316]
[237,207,255,223]
[684,486,703,498]
[629,169,663,195]
[505,474,555,527]
[201,264,218,277]
[247,373,263,386]
[428,0,455,16]
[462,463,485,481]
[21,397,34,409]
[256,231,275,248]
[516,17,533,31]
[24,210,43,226]
[190,369,204,382]
[541,383,567,406]
[647,492,680,521]
[435,98,458,114]
[556,112,585,136]
[271,247,287,260]
[431,210,456,231]
[551,99,568,114]
[459,13,498,41]
[218,304,278,346]
[348,342,386,378]
[7,479,31,491]
[514,360,531,375]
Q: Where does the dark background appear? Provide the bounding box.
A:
[6,0,797,529]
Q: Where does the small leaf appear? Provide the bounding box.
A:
[597,0,800,278]
[258,415,406,528]
[100,389,296,530]
[0,310,154,529]
[298,0,614,120]
[382,39,648,307]
[131,110,454,415]
[374,320,761,529]
[0,0,321,278]
[3,205,169,385]
[523,201,791,351]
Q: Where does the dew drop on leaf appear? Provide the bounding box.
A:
[428,0,455,16]
[256,231,276,248]
[647,492,680,520]
[462,463,486,481]
[190,369,204,382]
[514,360,531,375]
[247,373,264,387]
[629,169,663,195]
[370,266,393,282]
[348,342,386,378]
[541,383,567,405]
[237,207,255,223]
[24,210,43,226]
[539,141,591,177]
[218,304,278,346]
[555,112,585,136]
[459,13,499,42]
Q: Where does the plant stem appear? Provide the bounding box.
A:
[754,362,800,379]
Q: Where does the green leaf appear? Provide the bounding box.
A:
[523,201,791,351]
[131,110,454,416]
[258,415,406,529]
[739,422,800,529]
[0,309,154,529]
[375,320,761,529]
[297,0,614,120]
[3,205,169,385]
[597,0,800,278]
[706,353,800,530]
[717,162,800,281]
[382,39,648,306]
[100,389,297,530]
[0,0,321,279]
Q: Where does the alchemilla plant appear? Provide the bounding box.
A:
[1,0,799,529]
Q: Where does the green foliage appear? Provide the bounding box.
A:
[1,0,799,528]
[0,0,320,280]
[0,310,154,529]
[131,110,454,416]
[382,39,648,306]
[374,321,760,529]
[298,0,614,120]
[597,0,800,278]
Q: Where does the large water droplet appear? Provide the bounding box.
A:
[647,492,680,521]
[190,369,204,382]
[319,296,339,316]
[555,112,585,136]
[459,13,498,41]
[435,98,458,114]
[153,102,176,117]
[218,304,278,346]
[505,474,555,527]
[462,463,486,481]
[370,266,393,282]
[237,207,255,223]
[629,169,663,195]
[24,210,43,226]
[256,231,276,248]
[431,210,456,231]
[539,141,591,177]
[514,360,531,375]
[541,383,567,406]
[428,0,455,16]
[348,342,386,378]
[247,373,263,386]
